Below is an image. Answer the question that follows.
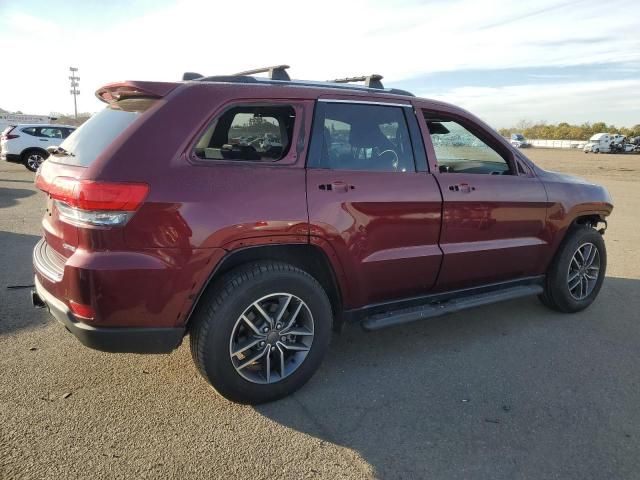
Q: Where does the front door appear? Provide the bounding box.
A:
[420,113,549,291]
[306,100,443,308]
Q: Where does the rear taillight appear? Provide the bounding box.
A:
[1,126,19,140]
[35,175,148,227]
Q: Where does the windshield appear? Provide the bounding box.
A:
[53,98,157,166]
[512,134,525,140]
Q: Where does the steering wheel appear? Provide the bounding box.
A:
[377,149,400,171]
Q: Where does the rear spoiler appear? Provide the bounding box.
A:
[95,81,178,104]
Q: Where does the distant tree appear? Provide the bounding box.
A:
[498,121,638,140]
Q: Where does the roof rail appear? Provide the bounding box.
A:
[187,66,415,96]
[233,65,291,81]
[331,74,384,89]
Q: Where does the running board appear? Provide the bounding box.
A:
[361,284,543,331]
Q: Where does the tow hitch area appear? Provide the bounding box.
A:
[31,289,46,309]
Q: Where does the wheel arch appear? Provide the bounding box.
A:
[185,243,344,331]
[544,211,608,274]
[21,146,49,159]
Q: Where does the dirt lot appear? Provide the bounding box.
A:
[1,149,639,479]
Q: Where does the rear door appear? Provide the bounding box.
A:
[306,99,442,308]
[37,127,64,148]
[418,109,550,290]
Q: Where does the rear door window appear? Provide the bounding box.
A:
[194,105,296,162]
[39,128,63,139]
[313,102,416,173]
[52,98,157,167]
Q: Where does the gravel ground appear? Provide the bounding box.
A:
[1,149,639,479]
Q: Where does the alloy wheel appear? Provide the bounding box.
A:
[27,153,45,170]
[229,293,314,384]
[567,242,600,300]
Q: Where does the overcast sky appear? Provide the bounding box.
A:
[1,0,639,128]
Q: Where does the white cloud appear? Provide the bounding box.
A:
[422,79,640,127]
[1,0,639,126]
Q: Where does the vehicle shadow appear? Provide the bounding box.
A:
[0,178,34,184]
[0,231,47,335]
[257,276,640,479]
[0,187,35,209]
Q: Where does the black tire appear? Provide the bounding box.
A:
[539,225,606,313]
[189,261,333,404]
[22,149,48,172]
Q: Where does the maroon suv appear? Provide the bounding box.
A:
[32,66,613,404]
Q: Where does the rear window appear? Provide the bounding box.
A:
[53,98,156,166]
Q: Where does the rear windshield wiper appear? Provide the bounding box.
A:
[46,146,75,157]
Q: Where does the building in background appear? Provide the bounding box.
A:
[0,112,55,131]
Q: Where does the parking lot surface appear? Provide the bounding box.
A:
[1,149,639,479]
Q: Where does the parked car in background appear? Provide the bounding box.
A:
[32,66,613,404]
[1,124,76,171]
[583,133,611,153]
[510,133,530,148]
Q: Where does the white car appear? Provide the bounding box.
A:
[1,123,76,171]
[510,133,530,148]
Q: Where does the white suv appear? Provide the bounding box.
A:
[1,124,76,171]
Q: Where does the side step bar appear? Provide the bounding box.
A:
[361,284,543,331]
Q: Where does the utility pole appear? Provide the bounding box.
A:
[69,67,80,120]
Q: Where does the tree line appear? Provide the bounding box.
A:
[498,121,640,141]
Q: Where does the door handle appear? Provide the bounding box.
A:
[318,182,354,193]
[39,139,48,142]
[448,183,475,193]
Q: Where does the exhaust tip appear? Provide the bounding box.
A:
[31,289,46,309]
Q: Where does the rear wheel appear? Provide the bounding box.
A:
[22,149,47,172]
[189,261,332,404]
[539,225,606,313]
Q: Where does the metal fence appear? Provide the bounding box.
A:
[528,139,587,149]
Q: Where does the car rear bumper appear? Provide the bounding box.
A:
[33,275,185,353]
[2,152,21,163]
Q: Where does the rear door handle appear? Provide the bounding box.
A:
[318,181,354,193]
[448,183,475,193]
[39,139,48,142]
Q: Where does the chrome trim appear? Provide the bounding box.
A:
[317,99,412,108]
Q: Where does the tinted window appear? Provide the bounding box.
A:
[53,98,157,167]
[61,128,75,139]
[317,103,415,172]
[425,117,510,175]
[194,105,295,162]
[21,127,38,136]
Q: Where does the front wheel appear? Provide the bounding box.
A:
[539,225,606,313]
[189,261,333,404]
